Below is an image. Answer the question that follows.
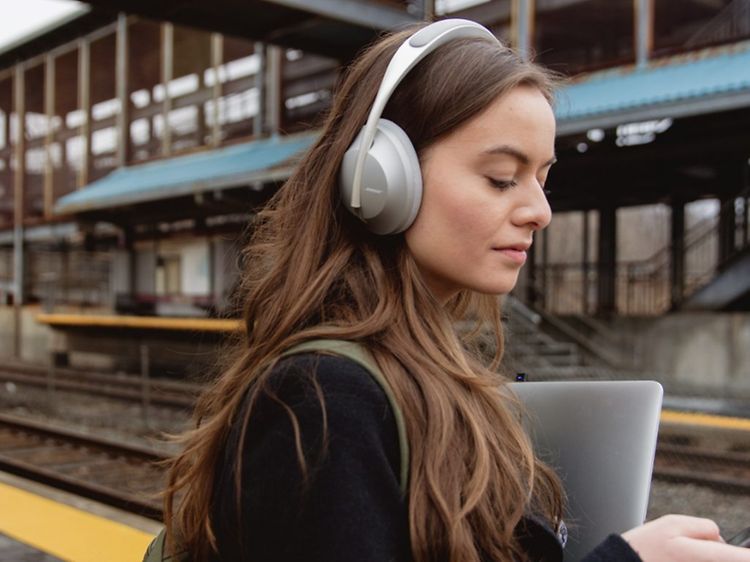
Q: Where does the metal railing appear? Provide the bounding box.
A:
[532,187,750,316]
[685,0,750,49]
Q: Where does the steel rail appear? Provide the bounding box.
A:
[0,413,168,520]
[653,443,750,494]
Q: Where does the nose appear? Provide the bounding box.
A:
[512,180,552,231]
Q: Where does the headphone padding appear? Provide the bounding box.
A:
[340,119,423,235]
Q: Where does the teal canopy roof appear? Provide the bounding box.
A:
[555,41,750,134]
[54,132,317,215]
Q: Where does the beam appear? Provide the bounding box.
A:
[262,0,416,30]
[448,0,510,24]
[557,89,750,136]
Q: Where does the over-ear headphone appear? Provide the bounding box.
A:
[339,19,499,235]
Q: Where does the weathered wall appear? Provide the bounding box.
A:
[609,312,750,397]
[0,305,54,365]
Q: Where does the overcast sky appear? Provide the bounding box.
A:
[0,0,87,52]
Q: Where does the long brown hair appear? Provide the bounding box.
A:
[164,24,564,562]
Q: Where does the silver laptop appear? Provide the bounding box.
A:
[509,380,663,562]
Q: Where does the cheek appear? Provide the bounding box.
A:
[407,176,494,260]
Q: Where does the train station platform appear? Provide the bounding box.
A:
[0,472,159,562]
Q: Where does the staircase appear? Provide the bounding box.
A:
[499,296,634,381]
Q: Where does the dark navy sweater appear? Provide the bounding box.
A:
[210,354,642,562]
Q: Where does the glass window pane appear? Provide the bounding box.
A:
[90,31,118,182]
[218,35,257,143]
[0,76,12,229]
[52,49,80,200]
[128,20,162,163]
[282,49,338,133]
[24,63,46,219]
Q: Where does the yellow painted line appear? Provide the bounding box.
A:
[0,481,156,562]
[36,313,242,333]
[661,409,750,432]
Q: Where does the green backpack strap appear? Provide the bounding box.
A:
[144,339,410,562]
[281,338,410,496]
[142,528,188,562]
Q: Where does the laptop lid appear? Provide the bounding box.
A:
[509,380,663,562]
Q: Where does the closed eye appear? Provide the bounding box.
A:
[487,177,518,190]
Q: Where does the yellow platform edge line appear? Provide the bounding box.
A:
[36,313,242,332]
[661,409,750,431]
[0,482,155,562]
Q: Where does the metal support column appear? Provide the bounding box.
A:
[266,45,282,137]
[254,42,266,137]
[161,23,174,156]
[512,0,534,60]
[13,64,26,358]
[78,38,91,188]
[597,205,617,315]
[540,227,548,310]
[717,163,743,268]
[634,0,653,69]
[44,54,55,217]
[582,210,590,314]
[418,0,435,21]
[211,33,223,147]
[670,198,685,308]
[116,14,131,167]
[526,235,537,307]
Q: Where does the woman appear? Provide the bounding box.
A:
[163,20,750,562]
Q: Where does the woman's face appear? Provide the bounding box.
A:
[405,85,555,302]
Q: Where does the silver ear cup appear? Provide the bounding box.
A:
[340,119,423,235]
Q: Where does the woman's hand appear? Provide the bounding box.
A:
[622,514,750,561]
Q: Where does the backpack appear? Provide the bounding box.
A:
[143,338,409,562]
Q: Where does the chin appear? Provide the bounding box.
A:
[473,274,520,296]
[469,280,519,296]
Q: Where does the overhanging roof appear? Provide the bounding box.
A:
[54,132,318,216]
[77,0,419,60]
[555,41,750,135]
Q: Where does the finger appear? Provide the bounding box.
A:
[678,538,750,562]
[662,515,722,541]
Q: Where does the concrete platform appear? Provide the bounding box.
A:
[0,472,160,562]
[0,533,62,561]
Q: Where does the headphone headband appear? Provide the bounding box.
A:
[349,19,499,212]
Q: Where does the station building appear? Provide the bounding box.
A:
[0,0,749,395]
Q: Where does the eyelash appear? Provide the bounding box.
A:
[487,177,553,197]
[487,177,518,190]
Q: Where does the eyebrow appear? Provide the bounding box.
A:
[482,145,557,168]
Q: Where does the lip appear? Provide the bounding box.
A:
[492,243,531,265]
[495,248,527,264]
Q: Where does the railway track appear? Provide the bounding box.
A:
[653,442,750,494]
[0,413,167,519]
[0,360,201,409]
